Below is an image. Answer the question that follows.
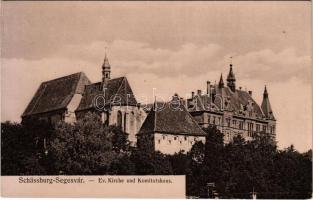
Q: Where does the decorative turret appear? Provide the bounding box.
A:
[101,52,111,90]
[227,64,236,92]
[261,86,275,120]
[218,73,224,88]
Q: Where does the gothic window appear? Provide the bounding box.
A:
[213,116,216,124]
[263,125,267,132]
[184,136,187,141]
[117,111,122,128]
[163,135,166,140]
[208,115,211,124]
[123,113,127,132]
[169,140,171,144]
[174,136,177,140]
[218,117,221,125]
[130,111,135,134]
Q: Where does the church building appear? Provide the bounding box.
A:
[22,54,146,145]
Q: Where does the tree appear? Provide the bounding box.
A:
[1,119,52,175]
[48,112,118,175]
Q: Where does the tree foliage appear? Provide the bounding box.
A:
[1,118,311,199]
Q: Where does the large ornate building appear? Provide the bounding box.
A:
[186,64,276,143]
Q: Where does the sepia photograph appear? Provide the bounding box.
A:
[1,1,312,199]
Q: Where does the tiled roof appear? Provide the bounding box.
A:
[187,86,265,119]
[138,99,206,136]
[22,72,91,117]
[76,77,138,111]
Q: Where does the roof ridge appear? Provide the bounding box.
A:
[42,72,82,84]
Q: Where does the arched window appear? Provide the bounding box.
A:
[117,110,122,128]
[130,111,135,134]
[124,113,127,132]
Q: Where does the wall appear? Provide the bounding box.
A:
[108,106,147,146]
[64,94,83,124]
[154,133,206,155]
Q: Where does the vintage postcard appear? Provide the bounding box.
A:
[1,1,312,199]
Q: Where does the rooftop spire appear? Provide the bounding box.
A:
[218,73,224,88]
[227,63,236,92]
[261,85,275,120]
[101,47,111,90]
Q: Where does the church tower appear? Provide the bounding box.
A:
[101,52,111,90]
[261,86,275,120]
[227,64,236,92]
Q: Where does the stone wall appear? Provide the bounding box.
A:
[154,133,206,155]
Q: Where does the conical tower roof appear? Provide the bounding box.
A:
[261,86,275,120]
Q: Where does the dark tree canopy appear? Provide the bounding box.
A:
[1,119,311,199]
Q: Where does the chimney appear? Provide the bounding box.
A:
[197,90,202,96]
[248,91,252,96]
[206,81,211,95]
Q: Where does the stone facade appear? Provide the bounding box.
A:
[187,64,276,143]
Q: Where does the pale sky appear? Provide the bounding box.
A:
[1,1,312,152]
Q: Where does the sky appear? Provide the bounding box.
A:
[1,1,312,152]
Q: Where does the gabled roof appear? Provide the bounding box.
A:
[138,99,206,136]
[22,72,91,117]
[76,77,137,112]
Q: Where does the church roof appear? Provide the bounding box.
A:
[76,77,137,112]
[22,72,91,117]
[138,98,206,136]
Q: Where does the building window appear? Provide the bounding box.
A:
[169,140,171,144]
[163,135,166,140]
[180,141,182,144]
[248,122,254,137]
[232,120,237,128]
[256,124,260,132]
[213,116,216,125]
[174,136,177,140]
[218,117,221,125]
[208,115,211,124]
[158,140,161,144]
[123,113,127,132]
[117,111,122,128]
[239,121,244,130]
[227,118,231,127]
[263,125,267,132]
[184,136,187,141]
